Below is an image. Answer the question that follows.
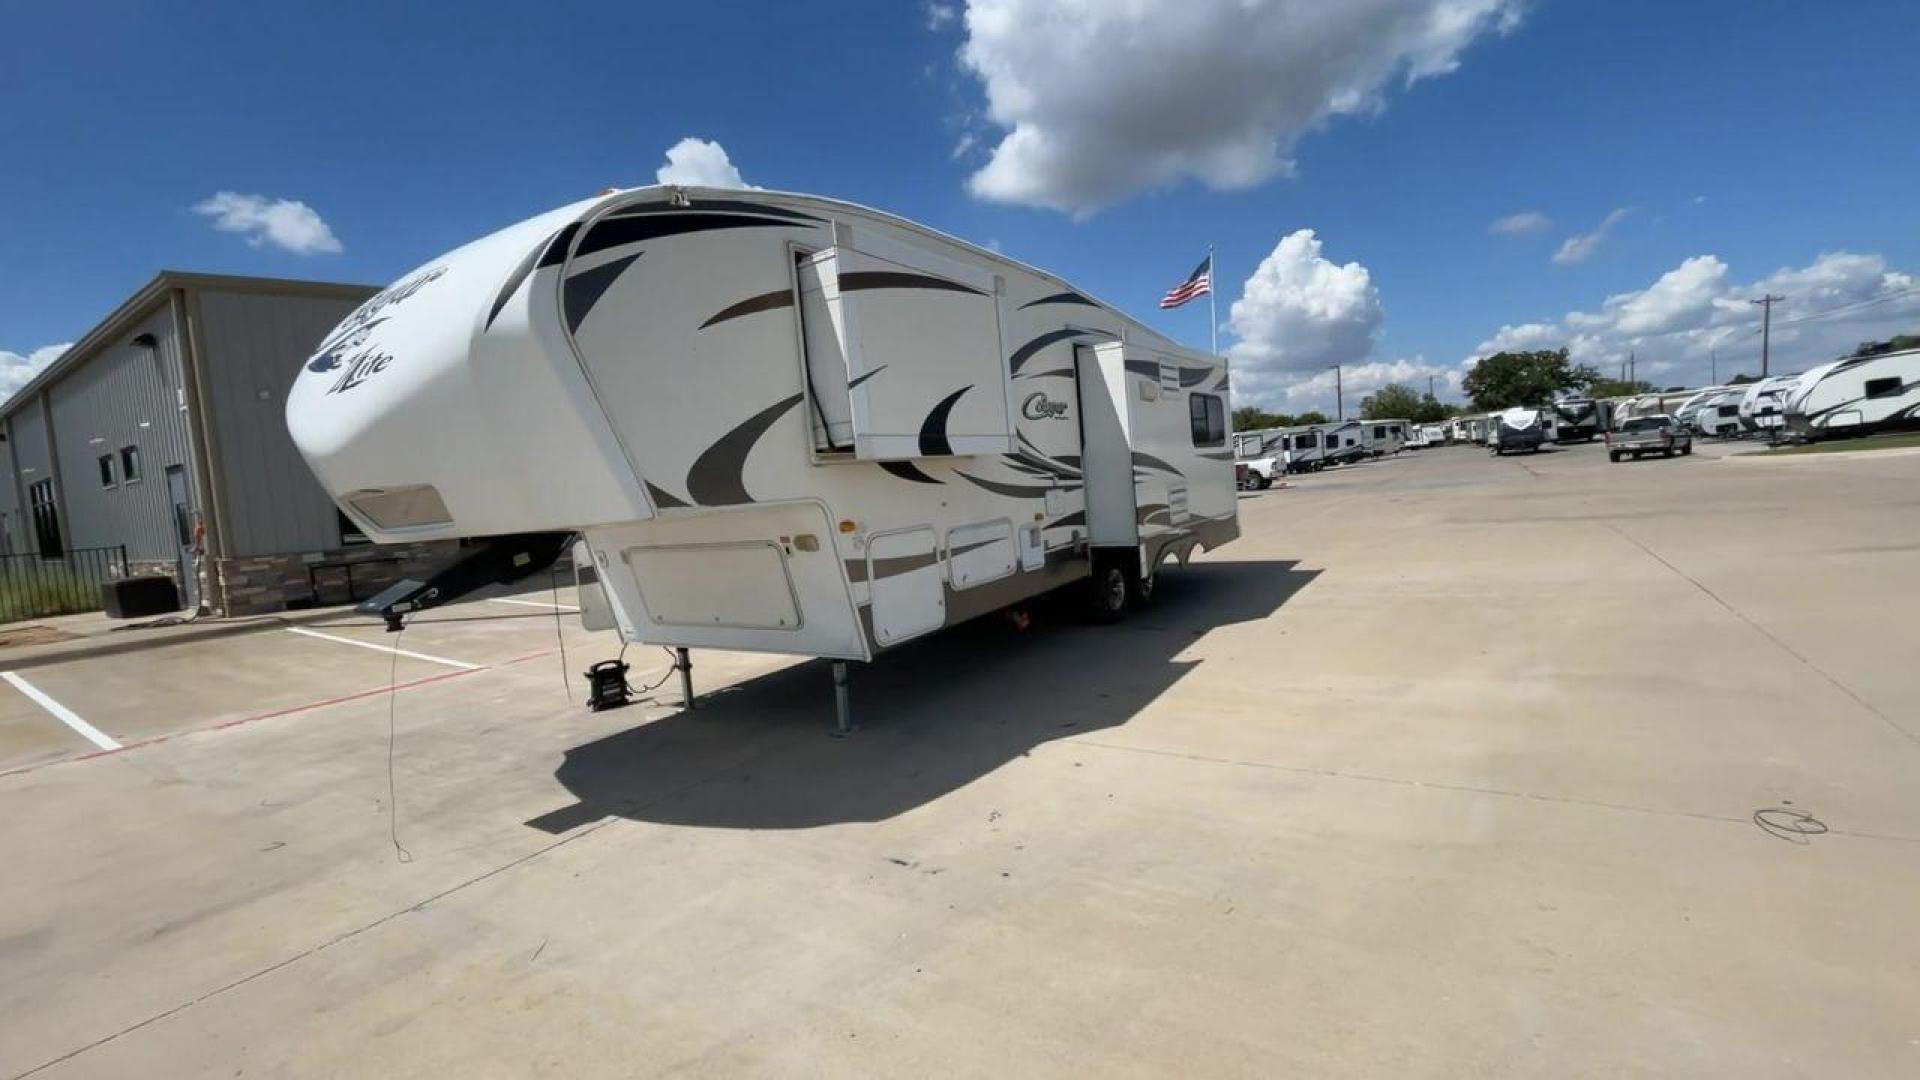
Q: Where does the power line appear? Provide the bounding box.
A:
[1771,285,1920,328]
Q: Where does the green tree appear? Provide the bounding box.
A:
[1293,410,1330,425]
[1462,348,1601,409]
[1727,372,1758,385]
[1586,377,1655,398]
[1231,406,1292,431]
[1852,334,1920,358]
[1411,393,1457,423]
[1358,383,1425,420]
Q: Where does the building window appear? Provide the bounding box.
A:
[1864,376,1902,400]
[1188,393,1225,448]
[28,478,62,557]
[98,454,117,488]
[120,445,143,483]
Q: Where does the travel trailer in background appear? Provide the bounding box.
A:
[1320,420,1369,465]
[1692,390,1745,436]
[1737,374,1802,435]
[1785,347,1920,439]
[1491,407,1547,455]
[285,186,1239,729]
[1362,419,1410,456]
[1549,398,1603,442]
[1416,422,1450,447]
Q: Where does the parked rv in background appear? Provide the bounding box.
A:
[1363,419,1410,457]
[1785,347,1920,439]
[1694,391,1745,436]
[1321,421,1369,465]
[1491,407,1547,455]
[1550,398,1603,442]
[1738,374,1802,435]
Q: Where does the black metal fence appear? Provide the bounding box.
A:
[0,545,129,623]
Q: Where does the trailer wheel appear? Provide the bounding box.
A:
[1131,568,1156,607]
[1083,560,1131,624]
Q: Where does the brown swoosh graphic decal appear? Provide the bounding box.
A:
[1009,328,1091,376]
[1017,291,1097,310]
[919,386,971,455]
[646,480,690,509]
[699,288,794,329]
[1131,451,1184,475]
[838,270,985,296]
[563,253,641,333]
[685,394,805,506]
[486,229,558,332]
[878,460,943,485]
[953,471,1055,499]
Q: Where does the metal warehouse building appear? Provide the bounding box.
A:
[0,271,456,616]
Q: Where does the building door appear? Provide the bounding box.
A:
[165,465,199,607]
[27,478,62,557]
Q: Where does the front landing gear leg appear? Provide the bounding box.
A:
[675,647,694,709]
[830,660,855,738]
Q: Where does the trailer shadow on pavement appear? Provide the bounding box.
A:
[525,557,1318,833]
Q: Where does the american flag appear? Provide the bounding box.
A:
[1159,254,1212,309]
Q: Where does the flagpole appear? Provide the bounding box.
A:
[1207,246,1217,356]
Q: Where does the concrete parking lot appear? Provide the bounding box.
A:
[3,438,1918,1078]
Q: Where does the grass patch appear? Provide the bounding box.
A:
[1761,432,1920,456]
[0,565,105,623]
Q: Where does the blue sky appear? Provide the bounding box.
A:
[4,0,1918,411]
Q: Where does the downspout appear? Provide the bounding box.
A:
[171,288,229,613]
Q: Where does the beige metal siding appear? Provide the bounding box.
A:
[194,288,373,557]
[45,307,194,559]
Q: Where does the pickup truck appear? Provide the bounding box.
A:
[1607,414,1693,462]
[1238,452,1283,489]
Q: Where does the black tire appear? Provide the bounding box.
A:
[1663,447,1674,458]
[1609,451,1621,463]
[1681,444,1693,456]
[1258,475,1273,490]
[1083,560,1130,624]
[1131,567,1156,607]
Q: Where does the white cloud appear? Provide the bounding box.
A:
[1489,210,1550,236]
[191,192,342,255]
[956,0,1524,215]
[1552,207,1630,265]
[655,137,756,189]
[1462,250,1920,388]
[1226,229,1385,409]
[926,2,958,30]
[0,343,71,404]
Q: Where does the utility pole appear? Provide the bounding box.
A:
[1628,350,1636,386]
[1332,364,1344,419]
[1710,348,1717,385]
[1753,294,1785,377]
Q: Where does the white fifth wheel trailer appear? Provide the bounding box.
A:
[286,186,1239,729]
[1784,347,1920,438]
[1693,391,1745,436]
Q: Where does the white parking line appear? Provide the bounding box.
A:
[487,597,581,613]
[1,670,121,751]
[284,626,481,670]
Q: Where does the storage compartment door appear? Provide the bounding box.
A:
[946,519,1016,589]
[867,526,945,646]
[625,541,801,631]
[825,235,1013,461]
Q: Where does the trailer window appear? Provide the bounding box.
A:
[1189,393,1225,447]
[1296,431,1317,448]
[1865,376,1902,399]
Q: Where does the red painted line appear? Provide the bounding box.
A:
[0,646,566,780]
